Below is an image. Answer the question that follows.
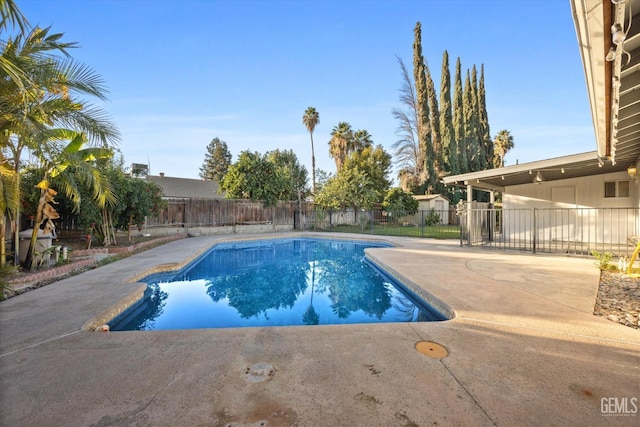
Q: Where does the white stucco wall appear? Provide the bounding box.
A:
[503,171,637,209]
[498,172,639,247]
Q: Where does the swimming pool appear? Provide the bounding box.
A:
[110,238,446,330]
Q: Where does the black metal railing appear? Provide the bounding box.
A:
[297,208,460,240]
[459,206,640,257]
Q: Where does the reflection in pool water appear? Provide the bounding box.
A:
[111,238,445,330]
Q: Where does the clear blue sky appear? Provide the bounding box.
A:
[17,0,593,180]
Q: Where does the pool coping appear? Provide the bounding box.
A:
[83,233,452,331]
[2,232,639,426]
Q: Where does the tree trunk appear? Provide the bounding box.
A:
[310,133,316,195]
[101,208,112,246]
[104,208,116,245]
[0,214,5,266]
[24,189,47,271]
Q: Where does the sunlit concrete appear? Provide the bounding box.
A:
[1,232,638,426]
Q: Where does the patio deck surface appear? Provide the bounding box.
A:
[1,232,638,426]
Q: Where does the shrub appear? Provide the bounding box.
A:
[0,264,18,301]
[424,208,441,227]
[590,250,615,271]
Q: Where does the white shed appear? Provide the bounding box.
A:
[414,194,450,224]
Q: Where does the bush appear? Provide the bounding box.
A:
[590,250,615,271]
[424,208,441,227]
[0,264,18,301]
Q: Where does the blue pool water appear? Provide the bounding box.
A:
[111,238,445,330]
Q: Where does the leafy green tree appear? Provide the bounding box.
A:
[314,169,332,193]
[345,145,392,201]
[314,167,375,210]
[199,137,231,182]
[101,165,165,241]
[315,145,391,210]
[220,151,273,203]
[219,149,307,206]
[265,149,308,202]
[23,161,166,244]
[493,129,514,167]
[119,178,165,240]
[328,121,354,172]
[302,107,319,194]
[382,188,418,214]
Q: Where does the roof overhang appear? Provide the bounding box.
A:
[571,0,640,167]
[441,151,629,191]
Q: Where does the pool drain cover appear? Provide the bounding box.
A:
[415,341,448,359]
[245,363,276,383]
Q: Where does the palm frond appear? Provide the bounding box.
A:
[0,0,29,34]
[54,58,109,101]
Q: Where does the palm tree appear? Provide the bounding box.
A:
[493,129,514,168]
[302,107,319,195]
[329,121,353,172]
[1,0,28,33]
[1,24,119,266]
[24,129,114,270]
[0,0,30,96]
[353,129,373,152]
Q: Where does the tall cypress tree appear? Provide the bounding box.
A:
[426,61,442,192]
[463,69,477,172]
[470,65,483,171]
[439,50,457,176]
[453,57,469,173]
[478,64,493,170]
[453,58,466,174]
[413,22,434,193]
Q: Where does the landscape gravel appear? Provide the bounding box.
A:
[593,270,640,330]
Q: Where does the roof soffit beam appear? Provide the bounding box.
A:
[461,181,505,193]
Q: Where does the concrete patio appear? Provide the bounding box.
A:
[1,233,638,426]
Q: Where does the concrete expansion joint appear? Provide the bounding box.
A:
[0,329,81,358]
[439,358,498,426]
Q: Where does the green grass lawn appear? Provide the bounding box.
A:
[324,223,460,239]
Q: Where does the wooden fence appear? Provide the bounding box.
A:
[147,198,305,228]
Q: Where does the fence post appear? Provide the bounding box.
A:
[370,209,374,234]
[533,208,537,254]
[488,203,494,242]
